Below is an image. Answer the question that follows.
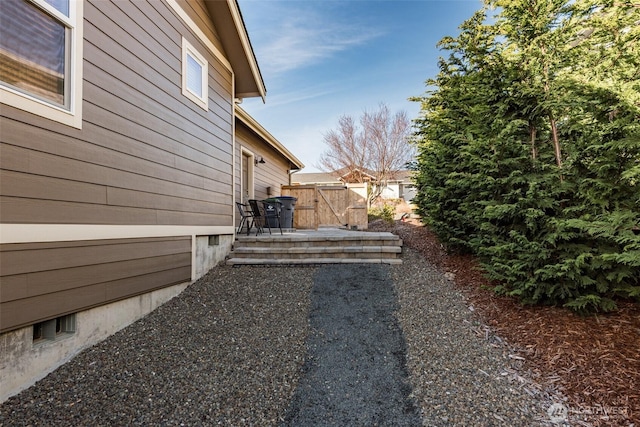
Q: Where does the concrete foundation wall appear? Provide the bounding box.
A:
[0,282,189,403]
[195,234,233,279]
[0,233,233,403]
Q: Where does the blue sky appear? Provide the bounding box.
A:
[237,0,483,172]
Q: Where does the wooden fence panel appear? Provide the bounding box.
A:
[282,185,368,230]
[282,185,316,229]
[317,187,347,227]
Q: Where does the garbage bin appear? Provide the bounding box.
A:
[275,196,297,229]
[262,198,281,228]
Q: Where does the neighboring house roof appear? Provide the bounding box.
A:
[291,172,342,185]
[293,168,376,185]
[235,106,304,170]
[337,168,376,183]
[293,170,415,185]
[391,170,414,182]
[204,0,266,100]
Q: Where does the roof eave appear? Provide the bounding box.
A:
[204,0,266,102]
[235,106,305,170]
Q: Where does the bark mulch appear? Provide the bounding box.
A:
[369,219,639,427]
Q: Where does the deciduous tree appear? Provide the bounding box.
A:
[319,104,415,202]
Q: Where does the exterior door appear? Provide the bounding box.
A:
[241,151,254,203]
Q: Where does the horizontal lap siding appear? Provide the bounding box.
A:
[175,0,225,54]
[0,0,234,226]
[235,123,290,202]
[0,0,232,333]
[0,237,192,333]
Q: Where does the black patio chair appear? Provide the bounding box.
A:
[236,202,254,235]
[248,199,266,235]
[261,200,283,235]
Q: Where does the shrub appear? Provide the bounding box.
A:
[368,204,395,223]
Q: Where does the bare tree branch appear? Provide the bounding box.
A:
[318,103,415,202]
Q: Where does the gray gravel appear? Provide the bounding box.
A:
[0,266,314,426]
[282,264,421,426]
[0,248,559,426]
[394,249,560,427]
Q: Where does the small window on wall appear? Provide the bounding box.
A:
[0,0,83,128]
[182,37,208,110]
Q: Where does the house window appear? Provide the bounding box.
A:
[33,313,76,344]
[0,0,83,128]
[181,37,208,110]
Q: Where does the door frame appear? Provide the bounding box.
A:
[240,147,255,203]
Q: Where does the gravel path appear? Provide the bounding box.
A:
[0,248,558,426]
[281,264,421,426]
[393,249,558,426]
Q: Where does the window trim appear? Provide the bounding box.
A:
[181,37,208,111]
[0,0,83,129]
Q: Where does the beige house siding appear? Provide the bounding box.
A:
[175,0,225,52]
[0,0,242,339]
[0,236,192,334]
[235,121,292,203]
[1,0,234,227]
[232,107,304,231]
[0,0,270,402]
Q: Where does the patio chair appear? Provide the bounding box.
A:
[248,199,266,235]
[236,202,254,235]
[261,200,283,235]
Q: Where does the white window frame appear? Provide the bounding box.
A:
[181,37,208,111]
[0,0,83,129]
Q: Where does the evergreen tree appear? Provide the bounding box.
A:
[412,0,640,312]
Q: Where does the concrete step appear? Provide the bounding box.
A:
[226,257,403,265]
[230,246,401,258]
[228,229,403,265]
[234,235,402,248]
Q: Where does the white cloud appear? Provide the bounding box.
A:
[242,2,384,75]
[260,86,336,108]
[262,22,381,73]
